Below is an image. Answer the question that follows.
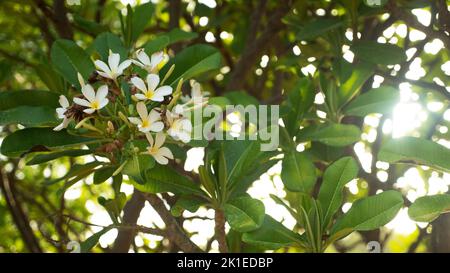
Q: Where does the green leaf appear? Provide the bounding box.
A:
[131,2,155,42]
[224,196,265,232]
[35,59,65,93]
[296,18,344,41]
[281,152,316,193]
[73,14,108,36]
[0,90,59,111]
[130,165,204,196]
[318,157,359,229]
[94,166,117,184]
[98,193,127,222]
[144,36,170,54]
[94,32,128,61]
[378,137,450,172]
[338,61,374,106]
[0,106,57,126]
[330,191,403,240]
[1,128,95,157]
[160,44,221,86]
[297,124,361,147]
[46,161,102,186]
[51,39,95,89]
[171,195,205,217]
[224,91,259,106]
[154,28,199,47]
[80,226,113,253]
[282,78,315,136]
[343,86,399,116]
[122,154,155,184]
[408,194,450,222]
[26,149,91,165]
[351,41,407,65]
[242,215,305,250]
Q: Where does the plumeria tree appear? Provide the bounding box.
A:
[0,0,449,253]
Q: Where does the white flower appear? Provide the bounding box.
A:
[131,74,172,102]
[128,102,164,133]
[73,84,109,114]
[166,109,192,143]
[133,49,165,73]
[180,80,209,112]
[95,51,131,80]
[54,95,70,131]
[144,132,173,165]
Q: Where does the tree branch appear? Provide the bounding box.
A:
[142,192,203,253]
[0,167,42,253]
[111,190,146,253]
[226,0,294,90]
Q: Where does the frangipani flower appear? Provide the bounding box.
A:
[181,80,209,105]
[133,49,166,73]
[144,132,173,165]
[95,51,131,80]
[128,102,164,133]
[73,84,109,114]
[54,95,70,131]
[131,74,172,102]
[166,109,192,143]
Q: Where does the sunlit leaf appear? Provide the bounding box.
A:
[378,137,450,172]
[408,194,450,222]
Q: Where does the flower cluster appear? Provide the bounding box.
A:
[54,50,208,165]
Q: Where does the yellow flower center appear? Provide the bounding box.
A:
[142,119,150,128]
[147,147,158,155]
[145,90,154,99]
[90,101,99,109]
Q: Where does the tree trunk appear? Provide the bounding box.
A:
[431,214,450,253]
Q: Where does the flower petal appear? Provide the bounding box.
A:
[56,108,66,119]
[138,126,151,133]
[146,74,160,91]
[145,132,154,147]
[94,60,111,74]
[117,60,132,74]
[96,85,109,100]
[137,50,151,66]
[136,102,148,120]
[154,132,166,148]
[84,108,96,114]
[99,98,109,109]
[73,97,91,107]
[135,94,147,101]
[149,121,164,132]
[131,77,147,93]
[97,71,111,79]
[59,95,69,108]
[150,94,165,102]
[128,117,142,126]
[53,118,70,131]
[131,59,144,68]
[153,154,169,165]
[155,86,173,97]
[178,132,191,143]
[81,84,96,102]
[148,109,161,122]
[150,51,164,68]
[158,147,173,160]
[108,52,120,71]
[77,73,85,87]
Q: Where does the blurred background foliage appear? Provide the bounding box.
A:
[0,0,449,253]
